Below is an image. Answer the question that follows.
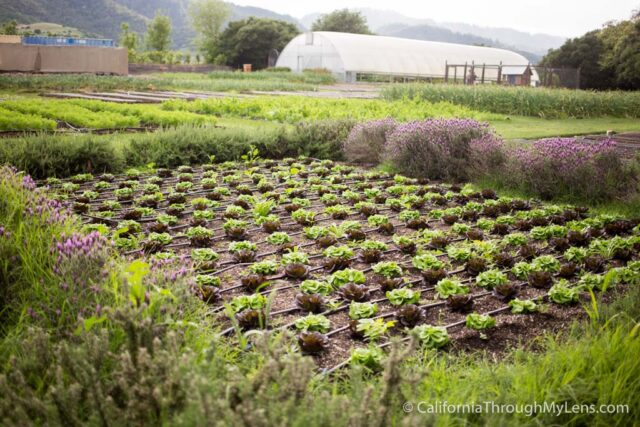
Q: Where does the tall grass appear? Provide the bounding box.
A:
[382,84,640,118]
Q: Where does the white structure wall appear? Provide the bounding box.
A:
[276,31,534,83]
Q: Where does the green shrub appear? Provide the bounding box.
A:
[0,133,125,178]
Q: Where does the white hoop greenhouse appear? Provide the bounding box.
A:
[276,31,536,84]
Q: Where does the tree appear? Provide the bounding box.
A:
[1,20,18,35]
[189,0,230,63]
[541,9,640,90]
[311,9,372,34]
[540,31,613,90]
[146,13,172,52]
[599,16,640,89]
[119,23,138,54]
[213,17,300,69]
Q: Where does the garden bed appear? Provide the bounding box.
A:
[41,158,640,372]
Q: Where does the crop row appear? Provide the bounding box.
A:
[42,158,640,369]
[0,98,216,131]
[382,84,640,119]
[160,96,505,123]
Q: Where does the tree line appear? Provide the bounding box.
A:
[540,9,640,90]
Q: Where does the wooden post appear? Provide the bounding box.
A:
[463,62,468,85]
[481,63,485,84]
[454,65,457,84]
[497,61,502,84]
[444,61,448,83]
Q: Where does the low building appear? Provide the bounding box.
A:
[0,36,127,75]
[501,65,533,86]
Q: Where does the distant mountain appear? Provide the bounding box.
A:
[378,23,541,63]
[0,1,304,49]
[302,7,565,56]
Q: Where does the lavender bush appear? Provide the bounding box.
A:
[344,118,397,164]
[504,138,637,202]
[383,119,504,182]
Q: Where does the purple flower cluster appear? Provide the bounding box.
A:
[0,225,10,239]
[382,118,501,181]
[53,231,109,261]
[511,138,617,175]
[385,118,491,159]
[1,166,73,226]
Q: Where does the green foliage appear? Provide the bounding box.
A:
[349,346,383,371]
[348,302,378,320]
[328,268,365,288]
[311,9,372,34]
[386,288,420,306]
[475,269,508,290]
[465,313,496,330]
[230,294,266,313]
[508,298,538,314]
[412,254,445,271]
[162,96,502,124]
[189,0,231,63]
[548,280,581,304]
[412,325,450,349]
[371,261,402,278]
[435,278,469,299]
[299,280,332,296]
[213,17,299,69]
[355,318,395,341]
[145,13,172,52]
[294,314,331,333]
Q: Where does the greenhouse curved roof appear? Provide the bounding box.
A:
[276,31,531,78]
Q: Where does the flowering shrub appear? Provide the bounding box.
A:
[343,118,397,164]
[383,119,504,181]
[504,138,634,202]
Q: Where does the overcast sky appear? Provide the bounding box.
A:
[233,0,638,37]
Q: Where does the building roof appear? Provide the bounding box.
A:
[276,31,532,79]
[502,65,532,75]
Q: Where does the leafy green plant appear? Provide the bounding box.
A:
[465,313,496,330]
[349,346,384,371]
[435,278,469,299]
[508,298,538,314]
[230,294,267,313]
[412,254,445,271]
[300,280,333,296]
[372,261,403,279]
[349,302,378,320]
[475,269,508,290]
[386,288,420,306]
[195,275,221,287]
[548,280,581,304]
[329,268,366,288]
[412,325,450,349]
[355,318,395,341]
[249,260,279,275]
[531,255,561,273]
[294,314,331,333]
